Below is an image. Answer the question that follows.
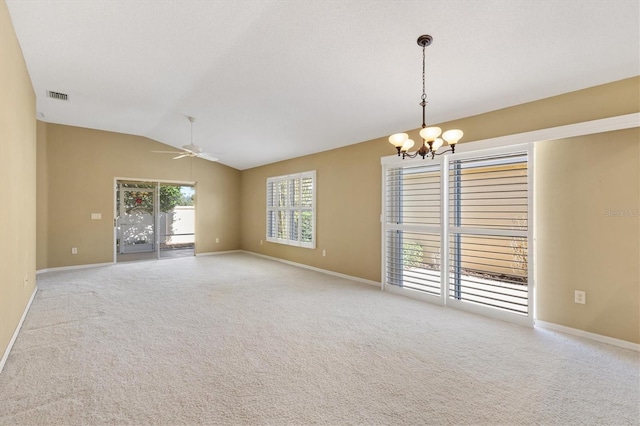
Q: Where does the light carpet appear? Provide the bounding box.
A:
[0,253,638,425]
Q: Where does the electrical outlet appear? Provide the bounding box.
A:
[71,247,78,255]
[574,290,586,304]
[215,237,220,243]
[322,249,326,257]
[260,240,263,245]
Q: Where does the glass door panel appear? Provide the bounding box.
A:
[117,184,156,254]
[159,184,195,258]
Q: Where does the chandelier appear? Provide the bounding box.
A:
[389,35,463,159]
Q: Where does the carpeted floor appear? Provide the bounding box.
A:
[1,253,638,425]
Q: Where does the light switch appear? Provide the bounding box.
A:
[91,213,101,220]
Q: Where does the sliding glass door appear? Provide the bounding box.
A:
[115,180,195,262]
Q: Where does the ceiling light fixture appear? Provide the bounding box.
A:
[389,35,463,159]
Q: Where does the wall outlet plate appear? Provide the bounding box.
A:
[575,290,586,304]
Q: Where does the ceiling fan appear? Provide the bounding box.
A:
[152,116,218,162]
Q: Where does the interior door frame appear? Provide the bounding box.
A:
[113,177,196,263]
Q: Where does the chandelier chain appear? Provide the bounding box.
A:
[422,44,426,102]
[420,43,427,129]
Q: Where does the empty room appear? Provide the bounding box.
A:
[1,0,638,425]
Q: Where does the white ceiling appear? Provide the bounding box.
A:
[6,0,640,170]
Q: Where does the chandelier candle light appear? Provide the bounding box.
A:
[389,34,463,159]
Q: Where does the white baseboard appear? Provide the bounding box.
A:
[535,320,640,352]
[196,250,242,257]
[36,262,113,274]
[36,252,242,272]
[243,250,380,287]
[0,286,37,374]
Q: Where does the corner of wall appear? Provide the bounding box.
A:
[0,0,38,368]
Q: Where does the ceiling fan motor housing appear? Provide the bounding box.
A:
[182,144,202,153]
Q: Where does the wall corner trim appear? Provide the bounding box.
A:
[535,320,640,352]
[242,250,380,287]
[0,287,38,375]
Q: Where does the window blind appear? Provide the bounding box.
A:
[385,164,442,295]
[448,152,530,315]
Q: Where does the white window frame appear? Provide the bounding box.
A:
[381,144,534,326]
[383,163,446,305]
[266,170,316,249]
[444,144,534,327]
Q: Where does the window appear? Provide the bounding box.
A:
[448,151,532,321]
[266,170,316,248]
[382,144,533,325]
[385,164,443,297]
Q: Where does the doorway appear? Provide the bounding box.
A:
[115,180,196,262]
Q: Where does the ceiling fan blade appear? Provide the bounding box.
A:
[173,154,189,159]
[152,150,182,154]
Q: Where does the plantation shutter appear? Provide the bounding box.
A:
[385,164,442,296]
[266,171,315,248]
[448,151,531,317]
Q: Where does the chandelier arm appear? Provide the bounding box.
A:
[402,151,421,159]
[433,147,455,156]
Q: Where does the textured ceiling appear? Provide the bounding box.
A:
[6,0,640,170]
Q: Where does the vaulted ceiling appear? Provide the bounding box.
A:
[6,0,639,170]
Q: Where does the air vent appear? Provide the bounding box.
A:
[47,91,68,101]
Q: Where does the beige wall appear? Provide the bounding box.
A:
[240,76,640,343]
[536,129,639,343]
[0,0,37,361]
[242,140,386,282]
[41,124,241,268]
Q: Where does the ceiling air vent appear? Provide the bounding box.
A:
[47,90,68,101]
